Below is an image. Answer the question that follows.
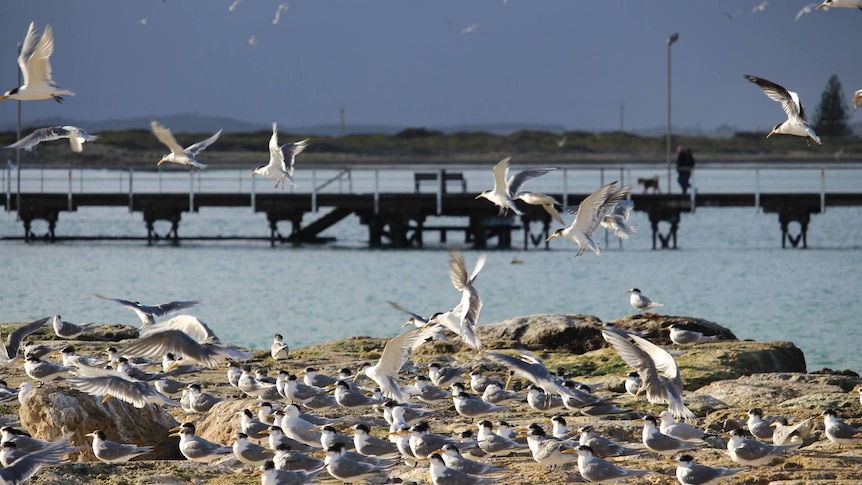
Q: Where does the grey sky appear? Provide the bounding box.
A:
[1,1,860,133]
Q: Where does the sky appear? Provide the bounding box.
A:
[1,0,861,133]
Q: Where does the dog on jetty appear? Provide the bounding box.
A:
[637,176,661,194]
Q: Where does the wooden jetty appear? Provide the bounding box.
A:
[2,164,861,249]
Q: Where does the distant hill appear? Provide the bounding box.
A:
[1,112,860,137]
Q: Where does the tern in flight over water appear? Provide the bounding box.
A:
[1,22,74,102]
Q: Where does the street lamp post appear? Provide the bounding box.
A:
[666,32,678,195]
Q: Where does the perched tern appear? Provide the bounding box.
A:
[170,423,232,463]
[771,415,816,446]
[523,425,577,467]
[746,408,776,440]
[23,355,74,383]
[481,383,521,405]
[324,442,395,482]
[469,370,503,394]
[303,367,337,388]
[50,314,95,339]
[352,423,399,459]
[93,293,199,327]
[602,328,696,420]
[642,415,703,455]
[408,375,451,404]
[232,432,273,466]
[476,420,524,456]
[256,459,323,485]
[262,426,314,454]
[745,74,821,145]
[665,324,718,346]
[251,122,308,189]
[278,403,324,449]
[334,380,378,409]
[435,443,505,475]
[1,22,74,102]
[150,120,221,170]
[86,430,152,462]
[428,362,464,388]
[626,288,663,313]
[271,442,322,470]
[7,126,97,153]
[0,427,52,453]
[547,181,627,256]
[271,333,289,360]
[726,428,798,465]
[821,409,862,446]
[475,157,556,217]
[408,422,459,458]
[576,445,648,483]
[578,425,639,458]
[658,410,715,442]
[675,454,746,485]
[526,385,564,411]
[452,391,507,419]
[427,452,500,484]
[184,383,222,413]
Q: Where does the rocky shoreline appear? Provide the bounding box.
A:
[2,313,861,484]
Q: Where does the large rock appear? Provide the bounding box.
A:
[19,384,181,461]
[476,313,605,352]
[695,373,862,410]
[608,314,738,345]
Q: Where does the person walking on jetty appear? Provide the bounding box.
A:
[676,145,695,194]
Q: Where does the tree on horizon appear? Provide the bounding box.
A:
[813,74,851,137]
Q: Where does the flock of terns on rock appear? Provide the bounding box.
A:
[2,11,862,485]
[0,244,859,484]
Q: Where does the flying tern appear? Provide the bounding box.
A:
[547,181,627,256]
[602,329,696,420]
[1,22,74,102]
[251,122,308,189]
[476,157,556,217]
[151,120,221,170]
[7,126,97,152]
[745,75,821,145]
[426,249,486,350]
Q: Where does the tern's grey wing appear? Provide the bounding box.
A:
[17,23,40,86]
[68,375,179,408]
[0,435,72,484]
[185,129,222,156]
[685,463,745,484]
[97,440,152,461]
[285,139,308,176]
[7,127,67,150]
[150,121,186,156]
[122,330,244,367]
[828,420,861,440]
[140,315,217,342]
[387,301,427,324]
[184,437,231,461]
[448,250,469,291]
[507,167,555,197]
[490,158,512,196]
[329,456,378,478]
[5,317,50,360]
[745,75,802,120]
[734,440,781,462]
[572,182,617,236]
[601,330,662,400]
[629,334,681,385]
[596,185,632,221]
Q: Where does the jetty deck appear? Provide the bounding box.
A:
[2,162,861,248]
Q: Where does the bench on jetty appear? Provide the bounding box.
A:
[414,171,467,193]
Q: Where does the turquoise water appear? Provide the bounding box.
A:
[2,202,860,372]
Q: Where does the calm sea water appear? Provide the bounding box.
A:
[1,166,861,372]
